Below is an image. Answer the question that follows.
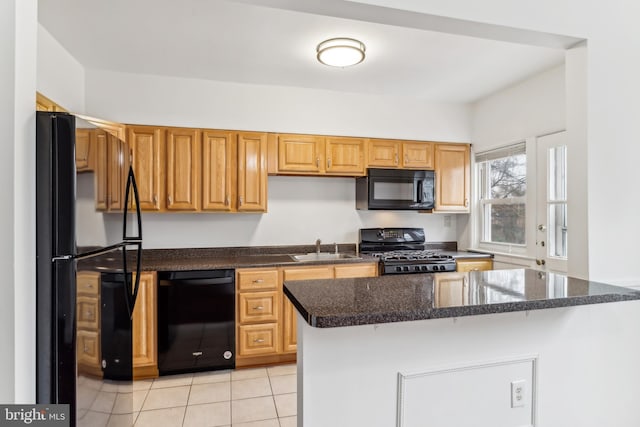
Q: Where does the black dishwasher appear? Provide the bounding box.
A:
[157,270,235,375]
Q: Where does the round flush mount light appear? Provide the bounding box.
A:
[316,37,366,67]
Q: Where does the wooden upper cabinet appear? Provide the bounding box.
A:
[325,137,366,175]
[237,132,268,212]
[403,141,434,169]
[368,139,400,168]
[36,92,66,112]
[128,126,163,211]
[277,134,324,174]
[202,130,235,212]
[92,123,127,212]
[166,128,199,211]
[75,129,93,172]
[435,143,470,212]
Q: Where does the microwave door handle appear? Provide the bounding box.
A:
[416,180,423,203]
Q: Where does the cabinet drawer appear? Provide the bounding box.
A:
[77,330,101,366]
[77,296,100,330]
[238,323,279,356]
[237,269,279,291]
[239,291,279,323]
[77,271,100,296]
[456,259,493,272]
[334,263,378,278]
[282,266,333,281]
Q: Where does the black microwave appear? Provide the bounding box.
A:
[356,168,435,210]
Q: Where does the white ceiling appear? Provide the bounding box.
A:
[38,0,565,103]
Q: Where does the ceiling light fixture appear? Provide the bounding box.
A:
[316,37,366,68]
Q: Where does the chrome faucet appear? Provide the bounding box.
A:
[316,238,321,254]
[334,242,339,254]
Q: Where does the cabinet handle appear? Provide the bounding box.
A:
[86,284,93,288]
[168,195,173,205]
[84,346,89,352]
[85,311,93,317]
[239,196,243,206]
[327,158,332,168]
[225,196,230,206]
[464,198,469,207]
[254,338,265,344]
[252,279,264,283]
[395,153,398,164]
[253,306,265,311]
[404,154,408,163]
[316,157,319,167]
[153,194,158,204]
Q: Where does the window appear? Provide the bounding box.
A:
[476,142,527,248]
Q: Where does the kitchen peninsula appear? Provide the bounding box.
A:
[284,269,640,427]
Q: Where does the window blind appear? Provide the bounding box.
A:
[475,141,526,163]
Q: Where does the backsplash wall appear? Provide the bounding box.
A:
[79,175,457,249]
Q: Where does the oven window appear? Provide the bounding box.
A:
[373,182,414,200]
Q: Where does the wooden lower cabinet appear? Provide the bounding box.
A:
[133,271,158,379]
[434,272,468,308]
[456,258,493,272]
[76,271,102,377]
[236,262,378,368]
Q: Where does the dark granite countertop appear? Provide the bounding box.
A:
[283,269,640,328]
[78,244,379,272]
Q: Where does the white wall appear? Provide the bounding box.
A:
[36,24,85,112]
[128,176,457,249]
[84,69,470,248]
[470,64,565,150]
[1,0,37,403]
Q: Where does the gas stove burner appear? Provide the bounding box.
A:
[375,250,451,261]
[359,227,457,274]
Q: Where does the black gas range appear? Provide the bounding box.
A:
[359,227,456,275]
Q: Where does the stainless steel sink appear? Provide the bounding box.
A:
[291,253,361,262]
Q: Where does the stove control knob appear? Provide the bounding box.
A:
[421,266,429,271]
[439,265,446,271]
[403,266,409,272]
[396,266,402,272]
[414,266,421,271]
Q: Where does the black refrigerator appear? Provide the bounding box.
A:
[35,111,143,426]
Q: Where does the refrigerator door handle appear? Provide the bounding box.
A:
[123,165,143,242]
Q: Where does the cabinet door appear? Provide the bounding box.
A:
[107,133,126,211]
[132,272,158,379]
[325,137,366,175]
[282,297,297,353]
[75,129,92,172]
[94,130,108,210]
[368,139,400,168]
[202,130,235,211]
[237,132,268,212]
[277,134,324,173]
[166,128,199,211]
[403,141,434,169]
[434,272,468,308]
[435,143,470,212]
[128,126,163,211]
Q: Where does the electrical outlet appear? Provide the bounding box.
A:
[511,380,526,408]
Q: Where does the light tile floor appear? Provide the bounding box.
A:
[78,364,298,427]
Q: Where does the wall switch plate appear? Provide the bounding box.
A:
[511,380,526,408]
